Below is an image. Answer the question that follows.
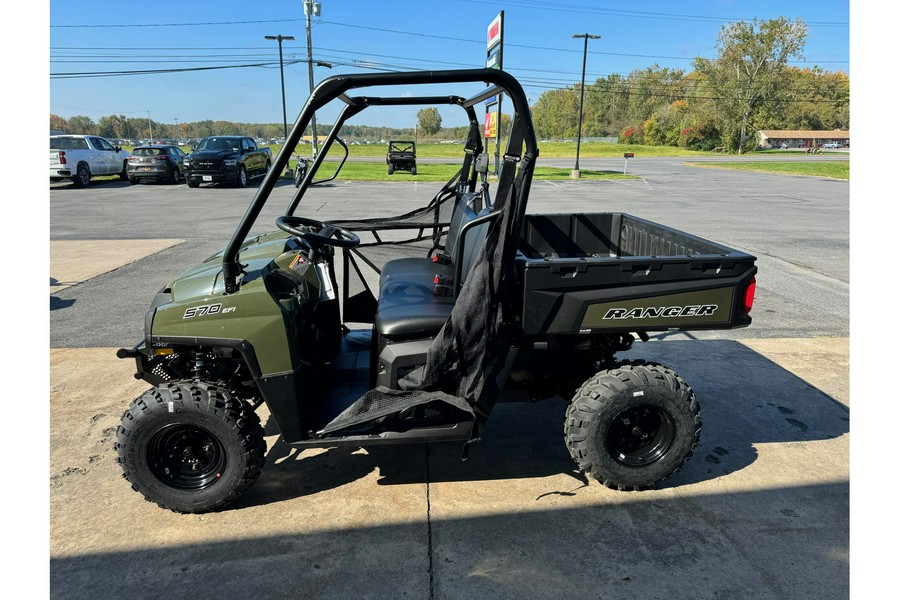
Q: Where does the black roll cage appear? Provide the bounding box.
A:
[222,68,539,293]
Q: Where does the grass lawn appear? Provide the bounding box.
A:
[685,160,849,180]
[273,141,710,160]
[299,161,636,182]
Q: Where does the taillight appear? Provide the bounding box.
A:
[58,151,66,165]
[742,277,756,313]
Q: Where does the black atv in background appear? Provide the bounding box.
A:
[387,140,417,175]
[116,69,757,513]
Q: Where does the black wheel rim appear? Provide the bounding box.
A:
[606,404,675,467]
[148,424,226,490]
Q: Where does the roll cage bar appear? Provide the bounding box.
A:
[222,68,539,293]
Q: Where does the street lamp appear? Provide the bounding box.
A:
[265,34,295,142]
[572,33,600,178]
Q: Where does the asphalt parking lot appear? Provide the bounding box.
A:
[49,157,849,599]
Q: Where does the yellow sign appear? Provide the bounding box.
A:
[484,111,497,139]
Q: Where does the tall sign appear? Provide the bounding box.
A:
[485,11,504,172]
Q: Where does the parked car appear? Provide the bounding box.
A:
[126,145,186,184]
[49,135,130,187]
[183,136,272,188]
[823,142,842,149]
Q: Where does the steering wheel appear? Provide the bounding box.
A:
[275,215,360,249]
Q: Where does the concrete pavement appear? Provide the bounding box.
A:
[49,162,850,599]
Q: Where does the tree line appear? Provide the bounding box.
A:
[532,18,849,152]
[47,114,444,144]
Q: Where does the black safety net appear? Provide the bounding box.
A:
[320,119,532,438]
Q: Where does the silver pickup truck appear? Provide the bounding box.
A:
[50,135,130,187]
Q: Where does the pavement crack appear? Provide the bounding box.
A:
[425,445,435,600]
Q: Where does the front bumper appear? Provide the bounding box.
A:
[185,169,239,183]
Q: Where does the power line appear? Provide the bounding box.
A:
[49,20,849,64]
[50,60,302,79]
[455,0,849,27]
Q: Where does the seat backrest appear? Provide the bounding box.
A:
[458,208,492,283]
[445,191,482,261]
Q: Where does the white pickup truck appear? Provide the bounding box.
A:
[50,135,130,187]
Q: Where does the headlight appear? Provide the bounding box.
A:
[224,159,237,167]
[183,158,191,166]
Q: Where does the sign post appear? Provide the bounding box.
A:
[623,152,634,175]
[486,11,504,174]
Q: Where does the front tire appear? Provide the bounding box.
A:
[188,179,200,188]
[119,160,128,181]
[115,380,266,513]
[564,361,700,490]
[236,166,248,188]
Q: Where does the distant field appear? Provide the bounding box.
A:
[296,161,635,182]
[121,141,763,160]
[273,141,711,160]
[686,160,850,180]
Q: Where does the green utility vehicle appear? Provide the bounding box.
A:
[386,140,417,175]
[116,69,757,513]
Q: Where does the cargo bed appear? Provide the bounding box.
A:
[516,213,757,336]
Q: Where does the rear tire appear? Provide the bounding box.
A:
[115,380,266,513]
[564,361,700,490]
[170,167,180,184]
[72,164,90,188]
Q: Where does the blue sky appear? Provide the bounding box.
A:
[47,0,850,130]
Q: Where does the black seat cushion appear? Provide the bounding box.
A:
[375,279,455,339]
[379,257,453,290]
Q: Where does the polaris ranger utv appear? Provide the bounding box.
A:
[386,140,417,175]
[115,69,757,513]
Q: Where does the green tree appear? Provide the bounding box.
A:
[693,17,808,153]
[66,115,97,135]
[417,107,442,136]
[532,88,580,139]
[50,114,68,132]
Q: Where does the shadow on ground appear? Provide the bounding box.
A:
[50,480,848,600]
[243,339,848,507]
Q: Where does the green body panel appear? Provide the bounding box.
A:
[151,230,311,375]
[581,287,735,329]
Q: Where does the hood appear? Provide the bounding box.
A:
[189,149,239,160]
[168,230,293,302]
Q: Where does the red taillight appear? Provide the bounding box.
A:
[742,277,756,313]
[58,151,66,165]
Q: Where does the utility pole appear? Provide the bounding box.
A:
[571,33,600,178]
[147,110,153,143]
[303,0,322,156]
